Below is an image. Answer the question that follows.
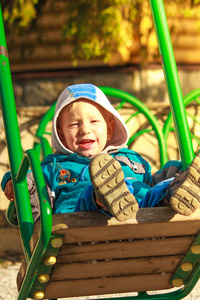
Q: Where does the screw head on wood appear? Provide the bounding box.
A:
[51,237,63,248]
[172,278,184,287]
[33,291,44,300]
[38,274,50,283]
[181,262,193,272]
[191,245,200,254]
[44,256,56,266]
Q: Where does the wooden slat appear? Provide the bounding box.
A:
[19,235,192,290]
[51,255,183,281]
[57,236,195,263]
[30,207,200,249]
[44,273,173,299]
[55,221,200,244]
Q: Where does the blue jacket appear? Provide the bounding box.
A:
[1,148,182,215]
[40,148,153,213]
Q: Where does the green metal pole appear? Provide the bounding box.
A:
[0,6,34,261]
[16,149,52,300]
[149,0,194,169]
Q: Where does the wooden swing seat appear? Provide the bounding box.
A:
[17,207,200,299]
[1,0,200,298]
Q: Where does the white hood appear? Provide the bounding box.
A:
[52,84,129,155]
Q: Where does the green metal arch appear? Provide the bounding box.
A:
[34,87,168,167]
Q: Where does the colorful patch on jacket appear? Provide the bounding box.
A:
[50,162,76,184]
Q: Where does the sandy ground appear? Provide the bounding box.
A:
[0,260,200,300]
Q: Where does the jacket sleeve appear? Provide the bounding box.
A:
[1,170,53,223]
[151,160,183,187]
[1,170,33,191]
[27,172,53,223]
[1,171,11,191]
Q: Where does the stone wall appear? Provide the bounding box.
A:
[11,67,200,107]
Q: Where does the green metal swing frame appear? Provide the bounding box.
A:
[0,0,199,299]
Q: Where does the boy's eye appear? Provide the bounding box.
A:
[69,123,79,127]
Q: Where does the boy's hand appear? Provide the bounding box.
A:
[4,179,14,201]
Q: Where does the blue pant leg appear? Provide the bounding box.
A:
[75,184,97,212]
[74,179,134,213]
[75,178,174,212]
[139,177,174,208]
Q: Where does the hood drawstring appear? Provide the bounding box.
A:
[51,157,57,199]
[52,157,57,173]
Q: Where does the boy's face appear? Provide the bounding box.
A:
[57,99,114,157]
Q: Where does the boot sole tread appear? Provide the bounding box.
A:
[171,153,200,215]
[90,154,138,222]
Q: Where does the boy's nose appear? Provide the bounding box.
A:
[79,122,91,134]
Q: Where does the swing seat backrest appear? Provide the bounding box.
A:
[17,207,200,300]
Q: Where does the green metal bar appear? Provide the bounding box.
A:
[34,103,56,139]
[15,149,52,300]
[190,133,200,147]
[34,103,56,158]
[163,88,200,159]
[40,137,53,158]
[0,5,34,261]
[186,113,200,126]
[170,232,200,286]
[28,234,63,298]
[128,128,152,146]
[100,86,168,167]
[149,0,194,170]
[6,198,18,227]
[125,111,140,124]
[34,136,52,159]
[115,100,126,111]
[165,128,200,148]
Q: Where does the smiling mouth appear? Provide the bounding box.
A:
[78,139,95,149]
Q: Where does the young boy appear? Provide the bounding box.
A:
[2,83,200,222]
